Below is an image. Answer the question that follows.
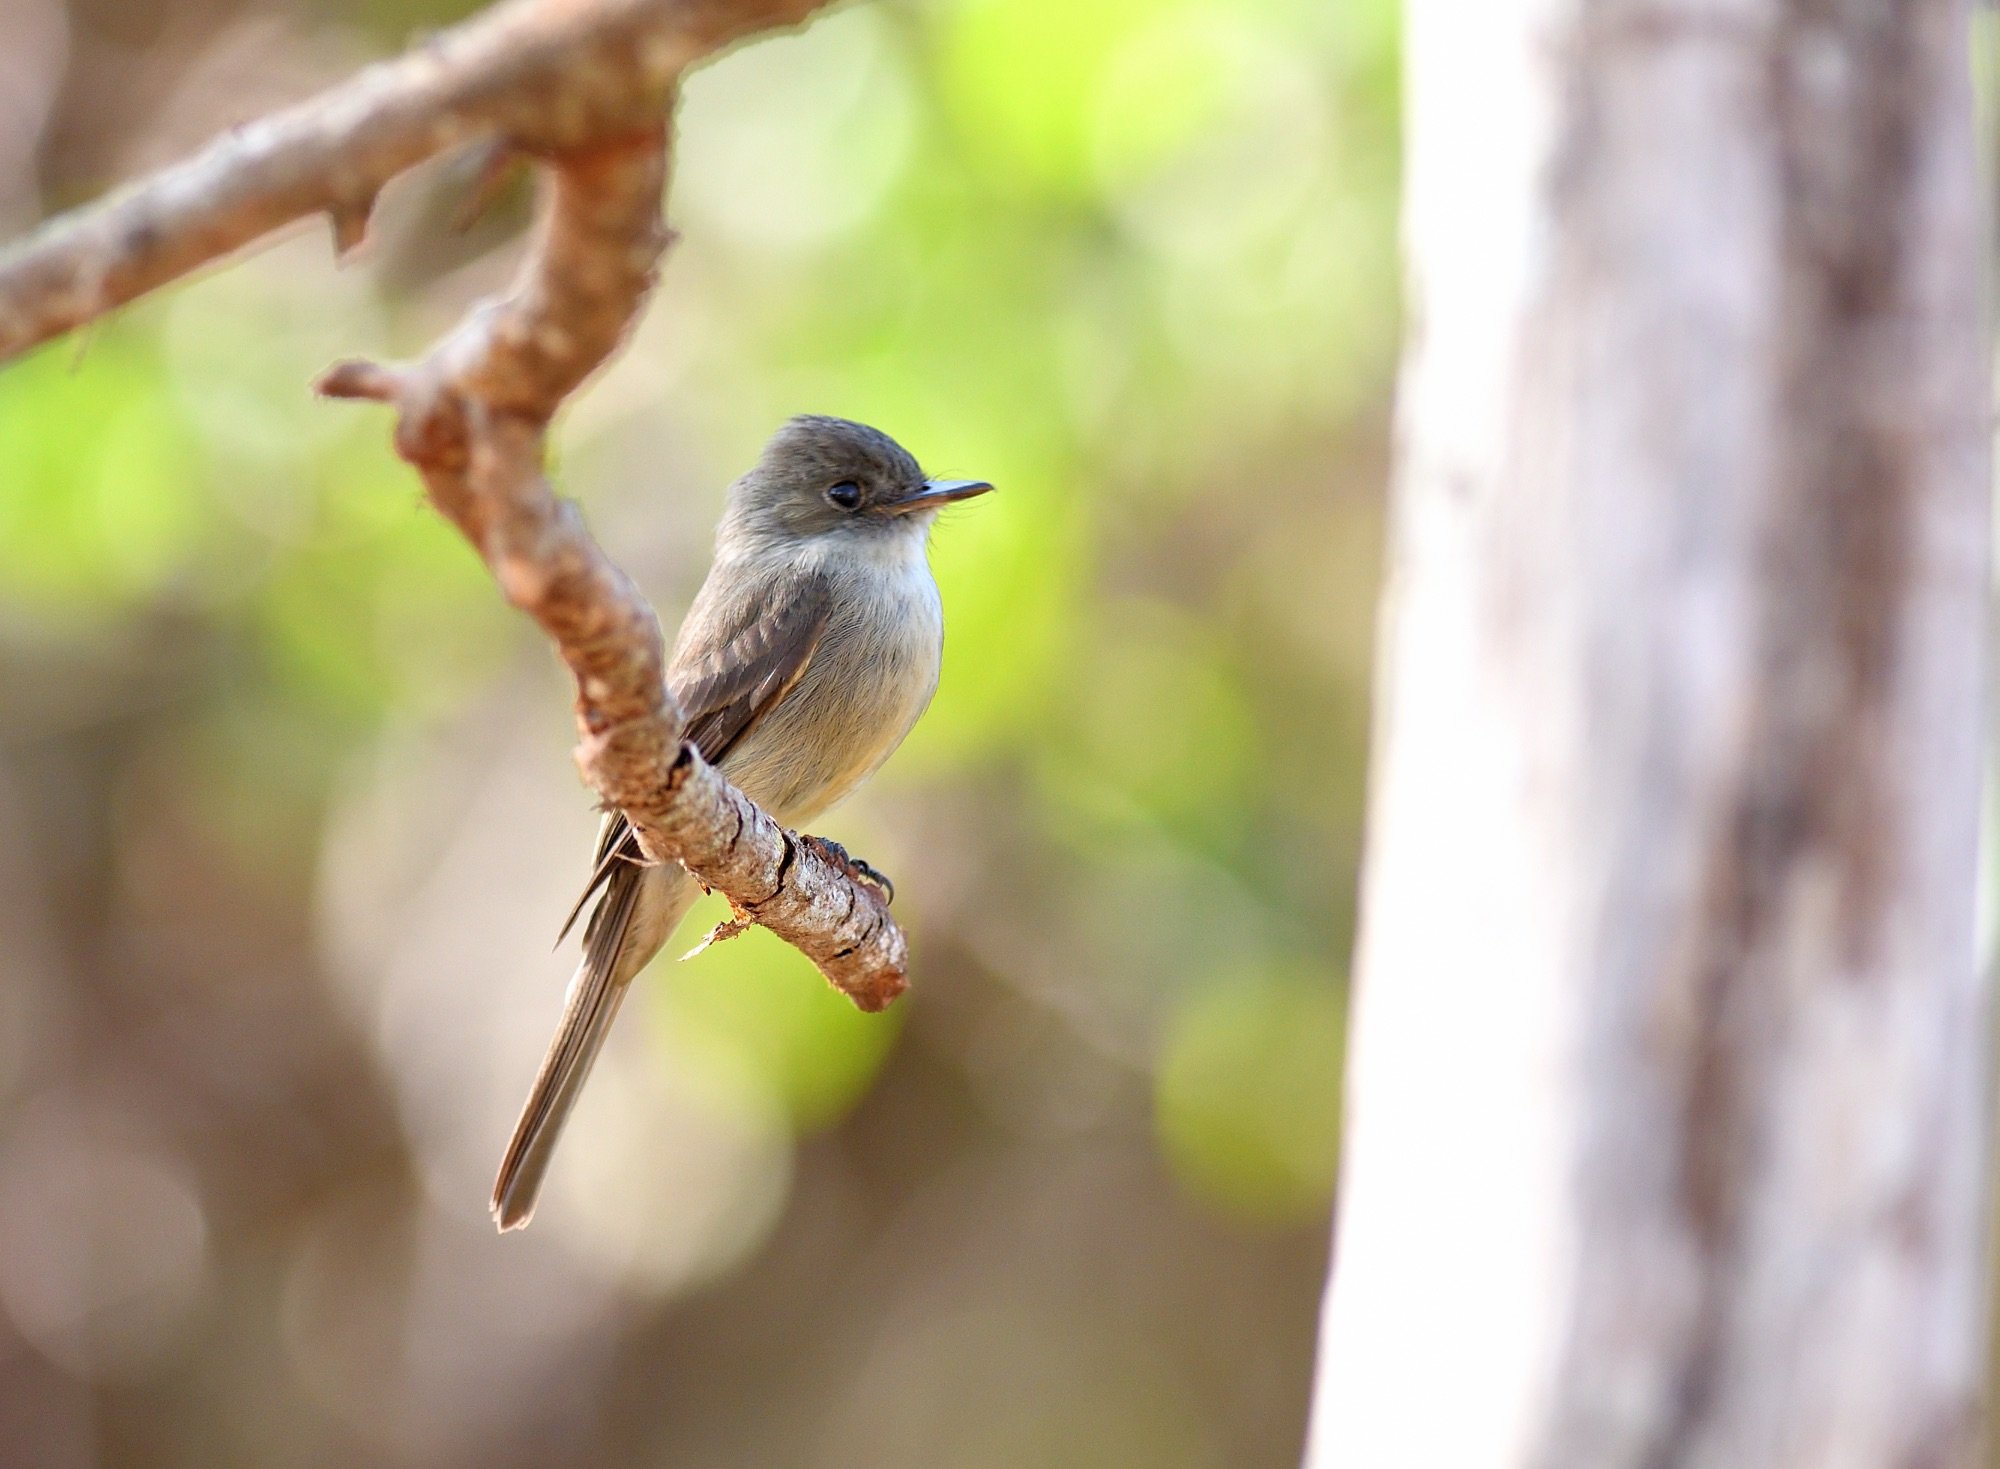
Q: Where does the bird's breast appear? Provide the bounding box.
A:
[720,561,944,827]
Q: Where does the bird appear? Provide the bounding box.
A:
[490,414,992,1231]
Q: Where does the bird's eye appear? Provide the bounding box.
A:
[825,481,863,510]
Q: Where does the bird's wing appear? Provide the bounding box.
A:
[554,568,835,945]
[670,567,836,767]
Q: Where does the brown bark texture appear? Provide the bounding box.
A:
[0,0,912,1011]
[1308,1,1991,1465]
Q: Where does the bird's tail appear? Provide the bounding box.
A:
[491,861,686,1231]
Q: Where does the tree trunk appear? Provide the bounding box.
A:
[1306,3,1992,1465]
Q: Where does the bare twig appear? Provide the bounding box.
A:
[1,0,909,1010]
[0,0,822,361]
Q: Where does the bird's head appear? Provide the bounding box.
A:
[721,415,992,550]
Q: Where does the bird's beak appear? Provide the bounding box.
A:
[886,478,995,514]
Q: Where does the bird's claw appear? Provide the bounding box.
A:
[852,859,895,905]
[806,836,895,905]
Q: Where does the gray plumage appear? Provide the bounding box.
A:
[491,416,991,1231]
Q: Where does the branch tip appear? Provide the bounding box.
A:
[849,972,907,1014]
[314,358,400,403]
[328,195,377,259]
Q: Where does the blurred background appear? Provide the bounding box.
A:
[0,0,1391,1463]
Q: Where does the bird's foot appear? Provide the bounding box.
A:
[804,836,895,905]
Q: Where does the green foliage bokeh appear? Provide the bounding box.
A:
[0,0,1395,1230]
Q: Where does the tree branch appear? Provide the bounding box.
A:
[0,0,910,1011]
[0,0,822,362]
